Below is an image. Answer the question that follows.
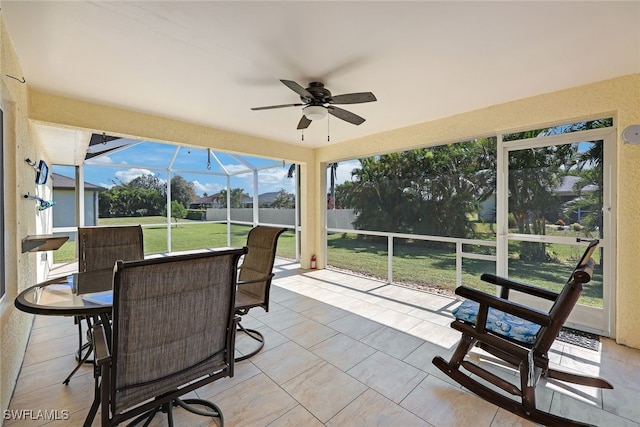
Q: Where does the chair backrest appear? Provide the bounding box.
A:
[78,225,144,272]
[109,248,246,416]
[237,226,287,305]
[536,239,599,352]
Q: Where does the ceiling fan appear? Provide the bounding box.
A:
[251,80,377,130]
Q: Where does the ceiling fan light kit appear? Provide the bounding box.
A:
[252,79,377,130]
[303,105,327,120]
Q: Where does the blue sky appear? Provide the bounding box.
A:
[53,135,595,198]
[53,140,361,196]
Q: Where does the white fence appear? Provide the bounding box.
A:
[206,208,358,229]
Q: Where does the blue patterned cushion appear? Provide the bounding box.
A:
[452,300,541,344]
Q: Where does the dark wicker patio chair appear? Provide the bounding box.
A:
[234,226,286,361]
[432,239,613,426]
[93,247,246,426]
[65,225,144,384]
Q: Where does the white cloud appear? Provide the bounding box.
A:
[333,160,360,185]
[99,181,115,189]
[192,180,224,195]
[114,168,160,184]
[225,166,295,194]
[86,155,121,165]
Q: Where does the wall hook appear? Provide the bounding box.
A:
[6,74,26,84]
[23,193,56,211]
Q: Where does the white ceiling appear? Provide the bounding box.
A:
[3,1,639,156]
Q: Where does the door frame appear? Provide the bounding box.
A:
[496,125,617,336]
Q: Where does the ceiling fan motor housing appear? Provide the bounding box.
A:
[304,82,332,104]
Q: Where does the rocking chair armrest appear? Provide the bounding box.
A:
[456,286,552,327]
[480,273,559,301]
[92,322,111,366]
[573,258,595,284]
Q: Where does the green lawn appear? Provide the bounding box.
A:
[327,233,603,308]
[54,217,602,308]
[54,218,296,263]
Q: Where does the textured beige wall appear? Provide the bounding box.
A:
[0,17,53,417]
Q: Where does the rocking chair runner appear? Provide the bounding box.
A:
[432,239,613,427]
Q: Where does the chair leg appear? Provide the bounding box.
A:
[65,316,94,384]
[235,321,264,362]
[125,407,160,427]
[63,345,93,385]
[448,334,477,367]
[174,397,224,426]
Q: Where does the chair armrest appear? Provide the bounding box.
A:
[480,273,559,301]
[573,258,594,283]
[238,272,274,286]
[92,322,111,366]
[456,286,552,327]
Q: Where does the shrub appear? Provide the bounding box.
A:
[186,209,205,220]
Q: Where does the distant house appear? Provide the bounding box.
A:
[556,175,598,223]
[190,192,277,209]
[52,173,106,228]
[478,175,597,223]
[188,193,225,209]
[554,175,598,203]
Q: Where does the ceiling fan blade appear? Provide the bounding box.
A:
[327,106,366,125]
[251,103,304,111]
[330,92,377,104]
[280,79,314,100]
[297,115,312,130]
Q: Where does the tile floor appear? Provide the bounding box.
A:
[6,259,640,426]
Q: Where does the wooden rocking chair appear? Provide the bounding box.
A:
[432,239,613,427]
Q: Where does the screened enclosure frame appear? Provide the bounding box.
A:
[52,138,300,261]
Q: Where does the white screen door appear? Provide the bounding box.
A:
[496,125,615,336]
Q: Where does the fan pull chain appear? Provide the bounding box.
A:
[301,130,304,141]
[327,115,330,142]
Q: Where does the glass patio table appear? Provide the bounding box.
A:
[14,268,114,427]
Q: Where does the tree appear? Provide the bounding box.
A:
[568,120,610,238]
[171,175,197,208]
[560,140,604,241]
[347,139,496,238]
[98,175,165,217]
[271,189,295,209]
[334,181,355,209]
[128,174,165,194]
[219,188,247,208]
[327,162,338,209]
[170,200,187,225]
